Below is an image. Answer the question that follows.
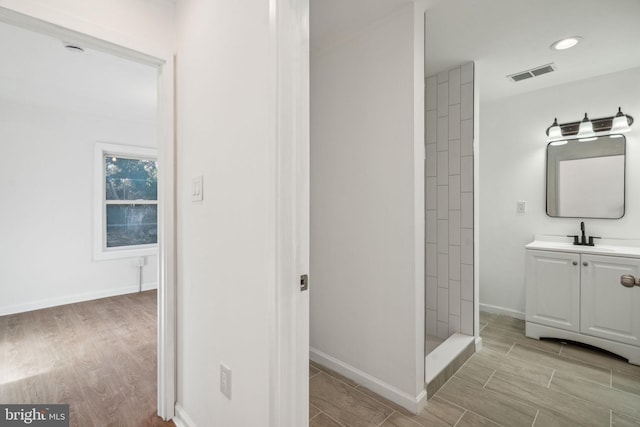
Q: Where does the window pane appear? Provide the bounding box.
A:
[106,204,158,247]
[105,157,157,201]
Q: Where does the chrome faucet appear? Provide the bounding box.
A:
[568,221,600,246]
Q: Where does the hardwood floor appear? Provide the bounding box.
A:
[310,312,640,426]
[0,291,173,427]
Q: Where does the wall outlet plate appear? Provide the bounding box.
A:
[517,201,527,214]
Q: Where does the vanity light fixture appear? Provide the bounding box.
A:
[547,118,567,144]
[611,107,632,133]
[546,118,564,143]
[577,113,596,141]
[545,107,634,142]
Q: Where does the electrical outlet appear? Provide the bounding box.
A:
[517,201,527,214]
[132,256,145,268]
[220,363,232,400]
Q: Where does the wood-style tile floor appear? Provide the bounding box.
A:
[0,291,173,427]
[309,312,640,427]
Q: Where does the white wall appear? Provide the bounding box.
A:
[479,66,640,316]
[0,2,307,426]
[175,0,278,425]
[310,2,425,410]
[0,99,158,315]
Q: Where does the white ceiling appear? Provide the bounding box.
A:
[0,21,157,123]
[4,1,637,116]
[311,0,640,102]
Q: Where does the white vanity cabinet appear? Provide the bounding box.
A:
[525,236,640,365]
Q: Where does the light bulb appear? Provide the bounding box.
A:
[547,118,563,142]
[577,113,595,141]
[610,107,631,134]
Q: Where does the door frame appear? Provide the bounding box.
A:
[269,0,310,425]
[0,6,177,420]
[269,0,313,427]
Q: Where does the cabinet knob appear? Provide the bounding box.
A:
[621,275,639,288]
[572,261,578,266]
[583,262,589,267]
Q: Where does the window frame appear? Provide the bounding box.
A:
[94,142,158,260]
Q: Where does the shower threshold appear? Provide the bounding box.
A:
[425,333,476,397]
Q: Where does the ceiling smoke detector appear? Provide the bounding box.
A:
[507,63,556,83]
[64,43,84,53]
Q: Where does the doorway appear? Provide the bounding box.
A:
[0,10,175,422]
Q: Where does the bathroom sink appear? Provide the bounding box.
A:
[582,246,616,252]
[526,235,640,258]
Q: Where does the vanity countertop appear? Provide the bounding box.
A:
[526,234,640,258]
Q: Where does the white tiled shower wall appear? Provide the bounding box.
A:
[426,62,474,341]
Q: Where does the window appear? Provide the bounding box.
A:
[94,143,158,260]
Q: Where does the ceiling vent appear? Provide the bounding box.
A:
[507,63,556,82]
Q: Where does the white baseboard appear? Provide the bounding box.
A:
[173,404,196,427]
[479,303,525,320]
[0,282,158,316]
[310,347,427,414]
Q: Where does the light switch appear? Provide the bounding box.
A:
[220,363,232,399]
[192,176,203,202]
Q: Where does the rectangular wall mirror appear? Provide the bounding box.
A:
[546,135,626,218]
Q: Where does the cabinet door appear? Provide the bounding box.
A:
[526,250,580,332]
[581,255,640,346]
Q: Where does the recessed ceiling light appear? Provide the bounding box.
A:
[550,36,582,51]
